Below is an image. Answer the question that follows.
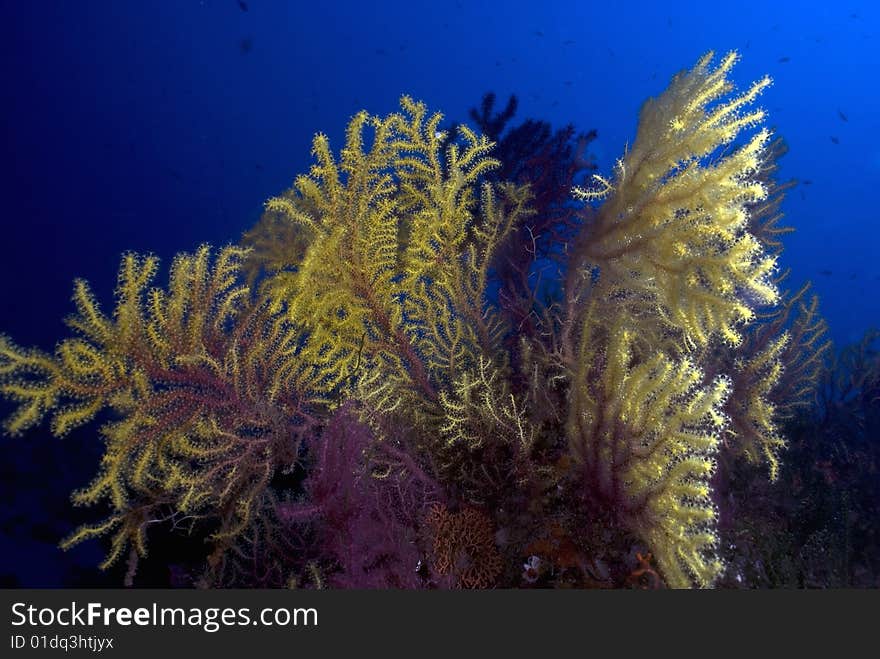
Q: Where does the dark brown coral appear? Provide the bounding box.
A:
[425,504,503,588]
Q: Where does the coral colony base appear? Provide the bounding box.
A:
[0,52,840,588]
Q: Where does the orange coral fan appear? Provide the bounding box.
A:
[425,504,503,588]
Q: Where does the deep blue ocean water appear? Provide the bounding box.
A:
[0,0,877,586]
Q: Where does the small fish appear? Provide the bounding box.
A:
[375,48,387,56]
[533,30,544,37]
[563,80,573,86]
[239,37,253,54]
[819,269,833,276]
[563,39,576,45]
[255,163,264,171]
[778,56,790,63]
[830,136,840,144]
[802,179,813,185]
[838,108,848,122]
[237,0,248,11]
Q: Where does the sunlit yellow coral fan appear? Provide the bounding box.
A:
[727,282,830,479]
[676,134,831,480]
[561,51,804,587]
[568,306,728,588]
[572,51,778,348]
[0,246,313,569]
[248,97,535,462]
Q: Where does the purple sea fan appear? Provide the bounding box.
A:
[278,404,443,588]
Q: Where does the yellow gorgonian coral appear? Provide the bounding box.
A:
[0,245,312,569]
[727,283,830,479]
[568,306,728,588]
[560,52,815,587]
[246,97,536,459]
[572,51,778,348]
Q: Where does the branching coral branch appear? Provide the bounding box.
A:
[246,97,538,496]
[571,51,778,348]
[725,282,831,478]
[0,246,315,569]
[567,308,727,587]
[277,405,440,588]
[559,52,818,587]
